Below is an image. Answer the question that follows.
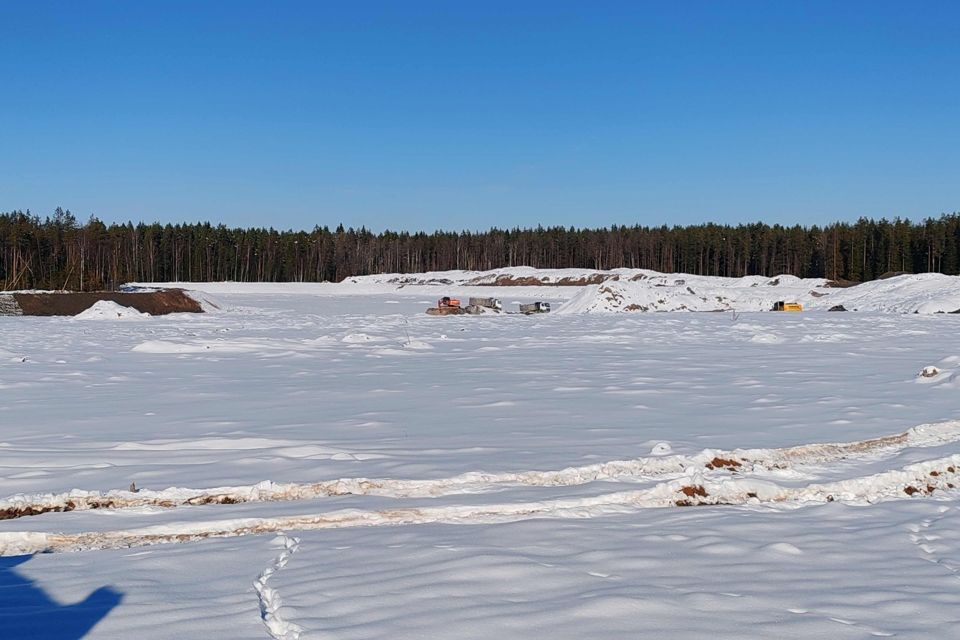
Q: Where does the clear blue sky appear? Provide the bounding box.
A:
[1,1,958,231]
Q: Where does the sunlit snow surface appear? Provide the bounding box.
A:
[2,281,960,638]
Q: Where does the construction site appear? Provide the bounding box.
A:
[425,296,551,316]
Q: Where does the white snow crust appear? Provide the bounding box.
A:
[3,271,960,638]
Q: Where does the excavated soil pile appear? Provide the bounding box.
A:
[8,289,202,316]
[468,274,611,286]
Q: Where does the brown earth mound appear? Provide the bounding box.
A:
[469,273,611,286]
[11,289,202,316]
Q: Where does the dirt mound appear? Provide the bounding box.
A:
[824,279,860,288]
[10,289,202,316]
[469,273,611,286]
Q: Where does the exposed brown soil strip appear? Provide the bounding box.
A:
[772,430,910,460]
[705,457,743,470]
[0,493,240,521]
[676,485,709,506]
[10,289,202,316]
[680,485,708,497]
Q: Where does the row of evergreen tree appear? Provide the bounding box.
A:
[1,208,958,291]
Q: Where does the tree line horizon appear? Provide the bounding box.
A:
[1,208,959,291]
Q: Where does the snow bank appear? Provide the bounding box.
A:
[3,420,957,523]
[559,272,960,314]
[558,273,826,314]
[131,268,960,314]
[4,449,960,556]
[826,273,960,313]
[74,300,150,320]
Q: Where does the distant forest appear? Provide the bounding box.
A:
[1,208,959,291]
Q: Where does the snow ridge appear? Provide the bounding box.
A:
[254,534,303,640]
[3,451,960,556]
[3,420,958,521]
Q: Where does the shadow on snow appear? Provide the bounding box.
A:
[0,555,122,639]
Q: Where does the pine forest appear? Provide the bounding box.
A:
[2,208,958,291]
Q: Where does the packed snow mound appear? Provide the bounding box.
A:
[558,275,825,314]
[560,280,720,313]
[134,268,960,315]
[74,300,150,320]
[343,267,786,288]
[558,272,960,314]
[830,273,960,314]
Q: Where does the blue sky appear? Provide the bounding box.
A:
[1,1,958,231]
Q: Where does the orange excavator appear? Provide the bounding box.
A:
[426,296,465,316]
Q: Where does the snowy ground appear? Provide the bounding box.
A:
[2,280,960,638]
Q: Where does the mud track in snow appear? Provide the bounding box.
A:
[2,420,959,523]
[2,452,959,556]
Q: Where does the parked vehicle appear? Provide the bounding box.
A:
[771,301,803,312]
[468,297,502,310]
[426,297,465,315]
[519,301,551,314]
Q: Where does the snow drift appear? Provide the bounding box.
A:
[74,300,150,321]
[558,272,960,314]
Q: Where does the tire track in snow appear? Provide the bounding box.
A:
[2,452,960,556]
[254,534,303,640]
[3,420,959,521]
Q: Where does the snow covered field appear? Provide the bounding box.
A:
[3,273,960,638]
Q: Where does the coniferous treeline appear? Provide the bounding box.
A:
[1,207,958,291]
